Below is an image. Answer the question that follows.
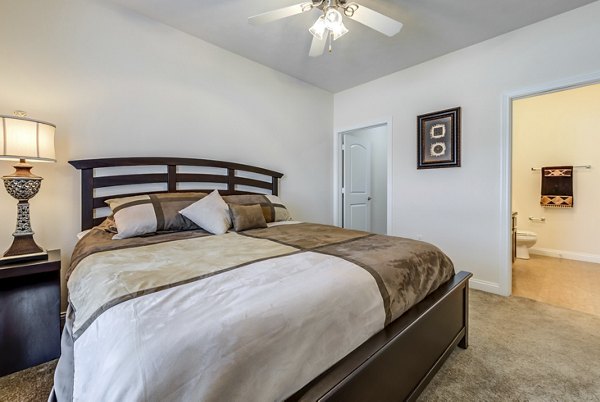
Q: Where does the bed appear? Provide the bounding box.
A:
[52,157,471,402]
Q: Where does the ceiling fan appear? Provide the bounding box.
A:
[248,0,403,57]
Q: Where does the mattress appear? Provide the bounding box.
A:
[52,222,454,401]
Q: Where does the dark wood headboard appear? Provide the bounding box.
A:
[69,157,284,231]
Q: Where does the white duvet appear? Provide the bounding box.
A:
[70,251,385,401]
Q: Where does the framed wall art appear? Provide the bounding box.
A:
[417,107,461,169]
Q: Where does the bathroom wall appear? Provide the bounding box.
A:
[512,83,600,263]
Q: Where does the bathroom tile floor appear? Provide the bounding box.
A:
[513,254,600,317]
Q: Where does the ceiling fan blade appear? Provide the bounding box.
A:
[345,3,403,37]
[249,2,314,25]
[309,34,327,57]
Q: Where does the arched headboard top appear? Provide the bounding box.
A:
[69,157,284,230]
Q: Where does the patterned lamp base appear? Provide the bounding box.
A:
[1,162,48,264]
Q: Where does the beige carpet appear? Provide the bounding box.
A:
[1,290,599,401]
[419,290,600,401]
[0,359,56,402]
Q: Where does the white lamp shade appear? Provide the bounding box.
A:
[331,21,349,40]
[310,9,349,42]
[0,115,56,162]
[309,16,327,40]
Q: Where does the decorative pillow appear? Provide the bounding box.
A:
[229,204,268,232]
[222,194,292,223]
[179,190,232,235]
[105,192,206,239]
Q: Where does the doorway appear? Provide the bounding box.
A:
[336,123,390,235]
[500,71,600,302]
[510,82,600,316]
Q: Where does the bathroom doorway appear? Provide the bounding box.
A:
[509,81,600,316]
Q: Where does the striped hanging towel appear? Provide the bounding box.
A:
[540,166,573,208]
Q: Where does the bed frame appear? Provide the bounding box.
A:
[70,157,472,402]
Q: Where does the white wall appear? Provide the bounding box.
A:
[345,126,388,235]
[513,83,600,263]
[0,0,333,306]
[334,2,600,294]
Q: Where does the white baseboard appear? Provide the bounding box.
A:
[530,247,600,264]
[469,278,504,295]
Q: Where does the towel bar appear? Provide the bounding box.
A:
[528,216,546,222]
[531,165,591,171]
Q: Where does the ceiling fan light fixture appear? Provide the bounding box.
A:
[330,21,349,40]
[311,8,349,41]
[249,0,403,57]
[325,8,343,25]
[309,15,327,40]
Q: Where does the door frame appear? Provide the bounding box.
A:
[333,118,393,235]
[500,71,600,296]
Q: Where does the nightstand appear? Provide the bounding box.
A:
[0,250,61,376]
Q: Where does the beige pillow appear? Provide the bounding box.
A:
[106,192,206,239]
[179,190,231,235]
[229,204,268,232]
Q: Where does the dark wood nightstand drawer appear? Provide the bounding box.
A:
[0,250,61,376]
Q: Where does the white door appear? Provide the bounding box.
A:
[343,134,372,231]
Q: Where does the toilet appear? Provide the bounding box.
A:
[516,230,537,260]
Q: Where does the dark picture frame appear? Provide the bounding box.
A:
[417,107,461,169]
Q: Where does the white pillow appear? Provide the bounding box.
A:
[179,190,231,235]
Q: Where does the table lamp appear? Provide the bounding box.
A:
[0,112,56,264]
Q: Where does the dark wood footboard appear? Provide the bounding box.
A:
[288,271,472,402]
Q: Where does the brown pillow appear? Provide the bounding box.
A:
[222,194,292,223]
[229,204,268,232]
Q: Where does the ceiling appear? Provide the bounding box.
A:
[110,0,596,92]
